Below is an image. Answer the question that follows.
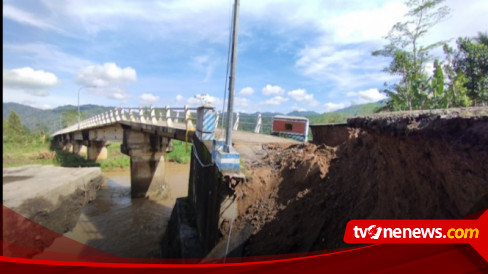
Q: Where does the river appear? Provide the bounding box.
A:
[61,162,189,258]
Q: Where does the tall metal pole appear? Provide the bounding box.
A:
[78,86,95,130]
[225,0,240,152]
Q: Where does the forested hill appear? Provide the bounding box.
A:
[3,100,384,134]
[3,102,113,134]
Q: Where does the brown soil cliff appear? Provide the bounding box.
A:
[232,107,488,256]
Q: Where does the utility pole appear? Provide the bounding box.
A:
[78,86,84,130]
[78,86,95,130]
[225,0,240,152]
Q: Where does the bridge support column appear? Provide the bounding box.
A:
[87,141,108,161]
[63,141,73,152]
[121,129,171,199]
[72,141,87,157]
[130,152,165,199]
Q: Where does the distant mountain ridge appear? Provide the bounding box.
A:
[3,102,113,133]
[3,100,385,133]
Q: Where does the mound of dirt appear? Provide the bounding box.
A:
[233,108,488,256]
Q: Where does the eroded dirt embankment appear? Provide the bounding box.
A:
[233,107,488,256]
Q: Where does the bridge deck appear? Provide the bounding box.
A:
[118,121,298,162]
[214,128,298,163]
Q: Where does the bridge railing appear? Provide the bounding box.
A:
[56,105,199,135]
[217,112,269,134]
[56,106,271,137]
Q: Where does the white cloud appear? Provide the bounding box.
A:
[87,87,131,101]
[326,1,407,44]
[346,88,386,104]
[235,97,250,108]
[3,5,61,32]
[187,94,222,107]
[3,67,59,97]
[324,102,350,113]
[192,54,217,82]
[4,43,93,74]
[76,62,137,87]
[239,87,254,96]
[262,84,285,96]
[292,105,307,112]
[296,44,392,90]
[140,93,160,104]
[287,88,319,107]
[21,100,52,110]
[176,94,184,102]
[262,96,288,106]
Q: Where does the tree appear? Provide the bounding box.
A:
[442,44,471,107]
[430,59,446,107]
[7,111,24,136]
[373,0,450,110]
[452,34,488,105]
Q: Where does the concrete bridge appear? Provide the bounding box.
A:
[52,104,299,257]
[52,105,290,199]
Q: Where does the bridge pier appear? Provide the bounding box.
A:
[72,140,87,157]
[87,141,108,161]
[63,141,73,152]
[121,129,171,199]
[130,153,165,198]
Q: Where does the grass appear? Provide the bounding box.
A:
[3,138,192,171]
[99,142,130,171]
[3,138,55,168]
[166,140,192,164]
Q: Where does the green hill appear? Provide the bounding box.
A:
[3,100,386,134]
[308,101,386,125]
[3,102,113,134]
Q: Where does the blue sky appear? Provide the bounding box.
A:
[3,0,488,113]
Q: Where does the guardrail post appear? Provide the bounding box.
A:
[165,106,173,127]
[129,108,135,121]
[115,108,121,121]
[139,107,146,123]
[254,113,262,133]
[174,111,180,124]
[150,106,157,124]
[109,109,115,123]
[120,109,126,121]
[196,105,216,141]
[184,105,194,130]
[233,112,239,131]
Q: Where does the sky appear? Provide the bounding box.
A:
[3,0,488,114]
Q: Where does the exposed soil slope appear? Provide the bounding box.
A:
[233,107,488,256]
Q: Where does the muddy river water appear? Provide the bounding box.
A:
[62,162,189,258]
